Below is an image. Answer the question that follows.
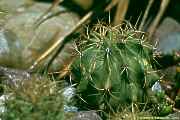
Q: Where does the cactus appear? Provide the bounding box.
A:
[72,23,159,114]
[1,75,69,120]
[110,108,153,120]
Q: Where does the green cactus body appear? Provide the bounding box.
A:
[72,23,159,113]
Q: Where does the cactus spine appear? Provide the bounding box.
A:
[3,76,67,120]
[72,23,159,113]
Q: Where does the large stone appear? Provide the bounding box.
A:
[72,111,102,120]
[0,1,79,71]
[154,17,180,54]
[0,66,30,87]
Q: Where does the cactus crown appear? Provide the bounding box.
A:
[72,22,159,113]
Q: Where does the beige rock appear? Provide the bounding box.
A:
[0,1,79,71]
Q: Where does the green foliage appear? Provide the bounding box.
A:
[2,76,67,120]
[72,23,159,113]
[153,90,173,116]
[158,103,173,116]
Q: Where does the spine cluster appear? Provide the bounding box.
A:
[72,23,159,113]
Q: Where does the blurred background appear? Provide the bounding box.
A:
[35,0,180,23]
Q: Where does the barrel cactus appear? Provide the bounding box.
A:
[72,23,159,113]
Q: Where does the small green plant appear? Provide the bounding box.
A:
[2,76,68,120]
[72,23,159,115]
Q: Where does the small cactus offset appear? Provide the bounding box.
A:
[72,23,159,113]
[2,76,68,120]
